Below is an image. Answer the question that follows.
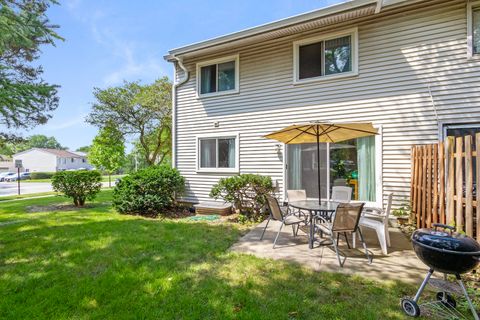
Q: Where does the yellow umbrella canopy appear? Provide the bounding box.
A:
[264,122,378,204]
[264,122,378,144]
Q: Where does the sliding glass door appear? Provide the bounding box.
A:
[287,143,328,199]
[286,136,376,202]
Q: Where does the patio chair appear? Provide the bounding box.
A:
[287,189,307,218]
[331,186,352,203]
[315,202,371,267]
[355,193,393,255]
[260,195,305,249]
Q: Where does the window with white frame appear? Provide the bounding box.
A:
[468,1,480,58]
[197,55,239,96]
[197,134,239,172]
[293,28,358,83]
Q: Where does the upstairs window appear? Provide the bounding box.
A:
[468,1,480,58]
[196,134,239,173]
[294,28,358,83]
[197,55,239,97]
[473,6,480,54]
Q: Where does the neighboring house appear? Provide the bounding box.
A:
[0,155,15,172]
[13,148,93,172]
[165,0,480,207]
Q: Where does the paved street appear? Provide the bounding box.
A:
[0,182,114,197]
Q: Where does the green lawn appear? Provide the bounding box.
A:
[0,190,415,319]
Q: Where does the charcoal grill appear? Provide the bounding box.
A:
[401,223,480,319]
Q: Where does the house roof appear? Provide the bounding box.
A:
[13,148,84,158]
[164,0,412,61]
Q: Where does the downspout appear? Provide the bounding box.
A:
[171,56,189,169]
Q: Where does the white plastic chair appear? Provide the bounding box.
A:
[355,193,393,255]
[331,186,352,203]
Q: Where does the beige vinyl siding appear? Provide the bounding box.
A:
[174,0,480,206]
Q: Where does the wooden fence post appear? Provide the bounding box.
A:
[422,145,427,228]
[439,141,445,224]
[465,135,473,237]
[432,143,438,224]
[476,133,480,240]
[455,137,463,232]
[446,137,455,225]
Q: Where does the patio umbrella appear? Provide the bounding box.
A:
[264,121,378,204]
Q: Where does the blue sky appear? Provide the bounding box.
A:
[22,0,344,151]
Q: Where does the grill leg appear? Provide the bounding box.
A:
[456,274,479,320]
[413,269,434,303]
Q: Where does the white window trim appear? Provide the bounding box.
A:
[196,54,240,98]
[292,27,359,85]
[195,132,240,173]
[468,1,480,59]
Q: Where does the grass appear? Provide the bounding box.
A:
[0,191,417,319]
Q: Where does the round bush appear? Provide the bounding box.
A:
[210,174,275,222]
[112,166,185,217]
[51,170,102,206]
[30,172,55,180]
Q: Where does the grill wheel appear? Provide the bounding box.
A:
[401,298,420,317]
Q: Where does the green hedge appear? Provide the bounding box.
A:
[112,166,185,217]
[30,172,56,180]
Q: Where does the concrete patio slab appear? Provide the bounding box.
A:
[231,219,432,284]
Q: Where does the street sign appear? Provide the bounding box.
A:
[15,160,22,168]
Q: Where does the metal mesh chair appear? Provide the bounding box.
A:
[315,202,371,267]
[260,195,305,248]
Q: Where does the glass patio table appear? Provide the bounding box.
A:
[288,200,339,249]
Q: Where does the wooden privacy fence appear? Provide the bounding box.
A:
[411,133,480,241]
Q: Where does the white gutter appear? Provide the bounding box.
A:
[375,0,383,13]
[171,56,189,169]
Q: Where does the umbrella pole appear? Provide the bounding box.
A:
[316,130,321,205]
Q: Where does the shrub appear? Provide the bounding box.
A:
[30,172,55,180]
[112,166,185,217]
[51,170,102,207]
[210,174,275,222]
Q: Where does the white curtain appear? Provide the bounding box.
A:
[288,144,302,190]
[357,136,375,201]
[200,139,216,168]
[228,138,235,168]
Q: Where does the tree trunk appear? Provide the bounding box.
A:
[109,173,111,188]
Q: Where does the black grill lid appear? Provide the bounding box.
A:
[412,224,480,254]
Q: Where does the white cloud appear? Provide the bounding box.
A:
[65,4,165,86]
[45,114,87,131]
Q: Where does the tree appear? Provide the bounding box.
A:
[88,125,125,187]
[0,0,63,141]
[0,134,65,155]
[86,77,172,166]
[76,145,91,153]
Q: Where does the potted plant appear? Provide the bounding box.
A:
[391,202,412,227]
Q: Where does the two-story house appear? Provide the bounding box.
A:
[165,0,480,207]
[13,148,92,172]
